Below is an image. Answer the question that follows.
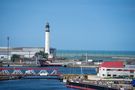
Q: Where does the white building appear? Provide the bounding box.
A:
[97,61,135,78]
[0,47,56,60]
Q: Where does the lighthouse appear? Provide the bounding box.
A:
[45,22,50,55]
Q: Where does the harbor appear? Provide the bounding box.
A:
[0,62,135,90]
[0,0,135,89]
[0,25,135,90]
[0,24,135,90]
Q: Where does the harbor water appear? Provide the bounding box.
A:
[0,67,96,90]
[0,79,78,90]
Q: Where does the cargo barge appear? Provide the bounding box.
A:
[66,81,117,90]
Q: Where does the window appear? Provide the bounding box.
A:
[130,75,134,78]
[107,69,111,71]
[113,75,117,77]
[118,69,122,71]
[107,74,111,76]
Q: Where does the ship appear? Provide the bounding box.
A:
[39,59,63,67]
[66,81,117,90]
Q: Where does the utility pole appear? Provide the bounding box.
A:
[7,36,10,60]
[86,53,88,63]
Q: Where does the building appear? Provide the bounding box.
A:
[97,61,135,78]
[0,47,56,60]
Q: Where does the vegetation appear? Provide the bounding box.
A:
[11,54,21,62]
[35,51,48,59]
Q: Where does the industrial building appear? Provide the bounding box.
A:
[0,47,56,60]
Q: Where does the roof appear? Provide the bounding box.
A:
[99,61,124,68]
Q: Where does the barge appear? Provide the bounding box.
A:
[66,81,117,90]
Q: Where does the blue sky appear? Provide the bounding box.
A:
[0,0,135,51]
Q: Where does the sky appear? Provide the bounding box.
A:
[0,0,135,51]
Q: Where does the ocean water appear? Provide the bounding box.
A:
[57,50,135,57]
[56,50,135,60]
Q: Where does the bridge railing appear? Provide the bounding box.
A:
[0,67,60,76]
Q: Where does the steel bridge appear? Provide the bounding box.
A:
[0,67,61,77]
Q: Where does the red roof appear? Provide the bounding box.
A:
[99,61,124,68]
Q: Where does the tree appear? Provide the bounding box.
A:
[35,51,48,59]
[11,54,20,62]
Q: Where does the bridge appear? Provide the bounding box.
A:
[0,67,61,77]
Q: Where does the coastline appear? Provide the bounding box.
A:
[56,50,135,58]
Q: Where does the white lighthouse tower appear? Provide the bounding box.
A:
[45,22,50,55]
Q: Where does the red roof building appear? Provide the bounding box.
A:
[99,61,124,68]
[98,61,135,78]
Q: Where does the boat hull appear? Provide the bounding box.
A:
[39,60,63,67]
[66,81,117,90]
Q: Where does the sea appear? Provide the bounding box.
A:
[56,50,135,61]
[0,50,135,90]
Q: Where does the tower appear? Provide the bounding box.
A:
[45,22,50,55]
